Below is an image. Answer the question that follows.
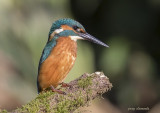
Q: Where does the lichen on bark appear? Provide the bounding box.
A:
[11,72,112,113]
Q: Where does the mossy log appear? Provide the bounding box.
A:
[11,72,112,113]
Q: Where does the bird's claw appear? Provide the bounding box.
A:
[60,82,72,89]
[50,85,66,95]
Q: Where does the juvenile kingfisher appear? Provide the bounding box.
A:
[37,18,109,93]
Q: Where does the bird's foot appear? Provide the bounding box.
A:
[60,82,72,88]
[50,85,66,95]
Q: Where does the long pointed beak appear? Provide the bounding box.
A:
[78,33,109,47]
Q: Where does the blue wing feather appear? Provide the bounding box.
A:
[39,40,56,64]
[40,41,56,64]
[37,38,57,93]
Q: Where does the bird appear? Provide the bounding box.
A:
[37,18,109,94]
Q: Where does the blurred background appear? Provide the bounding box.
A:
[0,0,160,112]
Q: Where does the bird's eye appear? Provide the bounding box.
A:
[73,26,78,30]
[73,26,82,33]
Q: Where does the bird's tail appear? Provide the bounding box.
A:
[37,76,42,93]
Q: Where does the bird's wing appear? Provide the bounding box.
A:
[37,39,56,93]
[38,40,57,71]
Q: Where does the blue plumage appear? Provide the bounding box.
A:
[37,37,58,92]
[39,39,57,64]
[37,18,109,93]
[49,18,85,36]
[40,18,85,65]
[58,30,78,37]
[40,21,81,65]
[40,30,78,65]
[37,19,84,93]
[38,18,107,69]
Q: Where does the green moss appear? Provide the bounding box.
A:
[0,109,7,113]
[20,99,40,113]
[54,94,85,113]
[55,99,70,113]
[86,89,92,95]
[78,76,93,88]
[15,91,55,113]
[13,75,95,113]
[36,90,55,99]
[76,96,85,106]
[15,90,85,113]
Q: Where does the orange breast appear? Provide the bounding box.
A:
[38,37,77,90]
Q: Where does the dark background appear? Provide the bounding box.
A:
[0,0,159,112]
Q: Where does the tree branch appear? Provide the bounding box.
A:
[12,72,112,113]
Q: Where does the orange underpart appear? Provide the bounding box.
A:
[38,37,77,91]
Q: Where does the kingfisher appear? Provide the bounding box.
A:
[37,18,109,94]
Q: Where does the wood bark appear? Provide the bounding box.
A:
[11,72,112,113]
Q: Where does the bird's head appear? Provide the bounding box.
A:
[48,18,109,47]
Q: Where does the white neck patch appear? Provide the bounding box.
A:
[69,36,84,41]
[54,28,63,34]
[50,28,84,42]
[50,28,63,40]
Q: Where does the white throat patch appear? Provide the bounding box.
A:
[69,36,83,41]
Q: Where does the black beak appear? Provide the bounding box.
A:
[78,33,109,47]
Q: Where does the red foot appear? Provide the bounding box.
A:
[50,85,66,95]
[60,82,72,88]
